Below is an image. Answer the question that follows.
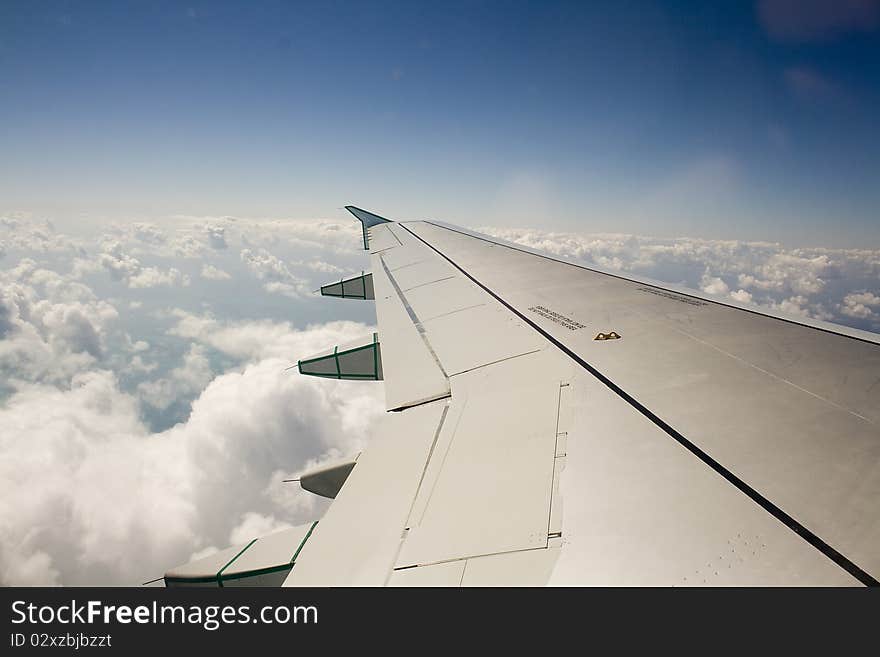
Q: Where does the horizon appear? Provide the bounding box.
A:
[2,1,879,247]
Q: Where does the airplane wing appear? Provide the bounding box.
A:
[166,207,880,587]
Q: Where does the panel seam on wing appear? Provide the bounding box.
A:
[380,253,450,380]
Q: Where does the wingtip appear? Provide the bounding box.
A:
[344,206,393,224]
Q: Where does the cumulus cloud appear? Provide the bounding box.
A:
[840,291,880,319]
[130,223,167,246]
[0,354,383,585]
[129,267,190,289]
[700,274,730,296]
[128,354,158,374]
[131,340,149,352]
[730,289,754,304]
[0,215,80,255]
[200,264,231,280]
[0,259,119,385]
[240,248,310,298]
[292,259,347,274]
[137,344,214,411]
[77,240,191,289]
[164,215,363,258]
[0,212,384,585]
[170,235,207,259]
[206,225,228,250]
[167,309,373,363]
[228,512,293,546]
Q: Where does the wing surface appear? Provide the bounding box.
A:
[287,212,880,585]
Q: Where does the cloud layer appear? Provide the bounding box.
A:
[0,214,383,585]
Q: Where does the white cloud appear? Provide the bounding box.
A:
[128,355,157,374]
[773,294,811,317]
[95,241,140,280]
[0,216,81,255]
[700,274,730,296]
[844,291,880,306]
[170,234,206,259]
[0,213,385,584]
[206,225,228,250]
[130,223,167,246]
[292,259,347,274]
[228,512,292,546]
[167,309,374,363]
[81,240,191,289]
[129,266,190,289]
[0,260,119,384]
[840,291,880,319]
[240,248,310,298]
[137,344,214,410]
[200,264,231,280]
[0,328,384,585]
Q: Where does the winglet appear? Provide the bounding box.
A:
[345,206,393,250]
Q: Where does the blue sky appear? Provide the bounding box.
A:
[2,1,879,246]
